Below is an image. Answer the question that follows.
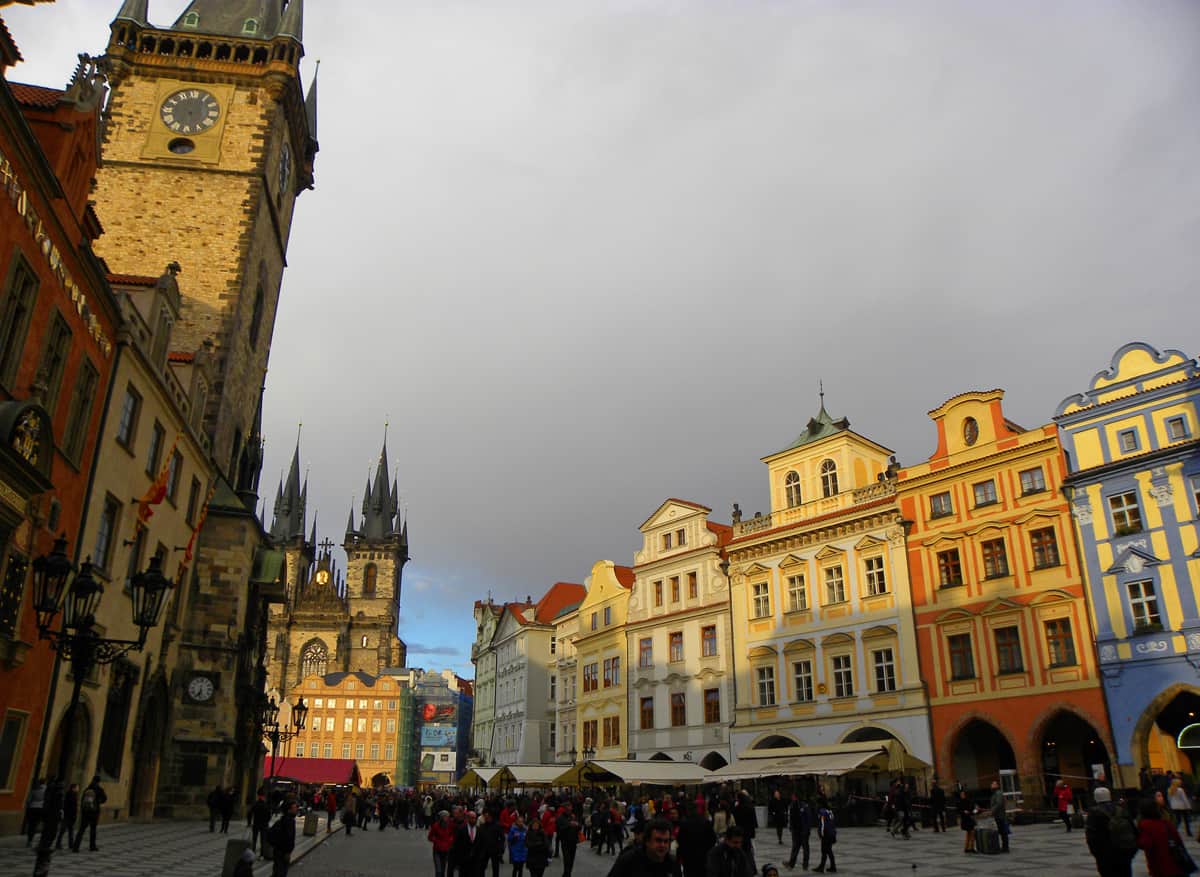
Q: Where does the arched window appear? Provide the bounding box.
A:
[183,11,199,27]
[242,18,259,34]
[248,283,265,348]
[300,640,328,679]
[820,459,839,497]
[360,634,368,648]
[363,563,377,596]
[785,471,802,508]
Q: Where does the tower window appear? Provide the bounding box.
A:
[785,470,802,508]
[363,563,377,596]
[361,634,368,648]
[300,640,328,679]
[183,11,199,27]
[820,459,839,497]
[249,283,265,348]
[243,18,259,34]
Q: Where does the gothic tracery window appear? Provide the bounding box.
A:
[820,459,839,497]
[300,640,328,679]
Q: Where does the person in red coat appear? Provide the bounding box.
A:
[427,810,456,877]
[1054,780,1075,831]
[1137,798,1188,877]
[324,790,338,834]
[540,806,556,858]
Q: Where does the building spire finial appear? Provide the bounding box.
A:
[819,379,824,408]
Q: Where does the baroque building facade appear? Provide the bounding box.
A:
[1056,342,1200,786]
[626,499,733,769]
[469,599,502,765]
[898,390,1111,804]
[574,562,634,760]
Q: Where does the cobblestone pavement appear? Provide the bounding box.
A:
[289,818,1200,877]
[0,814,339,877]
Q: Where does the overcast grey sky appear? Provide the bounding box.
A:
[7,1,1200,677]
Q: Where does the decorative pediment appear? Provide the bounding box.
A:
[779,553,807,569]
[663,671,691,685]
[783,637,816,654]
[747,645,778,659]
[1013,508,1061,526]
[922,532,965,549]
[631,677,655,691]
[980,598,1023,616]
[854,535,885,552]
[1107,545,1163,576]
[639,498,710,532]
[861,624,897,640]
[821,632,855,647]
[743,562,771,576]
[964,521,1007,538]
[695,666,725,681]
[935,608,974,624]
[1029,589,1076,606]
[814,544,846,561]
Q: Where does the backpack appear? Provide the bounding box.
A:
[81,788,98,813]
[1109,811,1137,855]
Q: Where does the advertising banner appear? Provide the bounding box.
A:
[420,725,458,748]
[419,750,455,781]
[421,702,457,724]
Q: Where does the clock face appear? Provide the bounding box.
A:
[315,570,329,585]
[187,675,215,703]
[279,142,292,194]
[963,417,980,446]
[160,89,220,135]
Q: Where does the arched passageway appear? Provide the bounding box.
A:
[753,734,799,750]
[951,719,1016,792]
[843,726,897,743]
[1141,691,1200,779]
[1039,710,1111,803]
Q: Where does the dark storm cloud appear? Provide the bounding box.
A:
[9,1,1200,671]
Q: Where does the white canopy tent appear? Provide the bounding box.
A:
[554,759,711,787]
[457,767,504,789]
[496,764,571,787]
[713,741,931,781]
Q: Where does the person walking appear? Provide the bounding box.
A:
[478,808,505,877]
[267,797,298,877]
[556,804,580,877]
[1055,780,1075,831]
[783,792,812,871]
[732,791,759,874]
[55,783,78,851]
[1085,787,1138,877]
[1137,797,1189,877]
[959,788,980,855]
[428,810,455,877]
[705,824,754,877]
[607,818,679,877]
[249,791,272,858]
[508,814,529,877]
[814,799,836,874]
[23,778,46,847]
[207,783,223,832]
[220,785,236,833]
[73,775,106,852]
[343,791,358,836]
[525,820,550,877]
[929,780,946,832]
[1169,778,1193,836]
[325,788,338,833]
[768,790,788,845]
[451,810,482,877]
[676,800,717,877]
[988,780,1010,853]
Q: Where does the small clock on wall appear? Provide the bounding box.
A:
[160,88,220,135]
[184,672,218,705]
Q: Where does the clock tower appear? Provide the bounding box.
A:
[94,0,317,483]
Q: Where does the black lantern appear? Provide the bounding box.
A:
[260,695,280,729]
[31,535,73,632]
[291,696,308,731]
[130,555,172,640]
[61,560,102,632]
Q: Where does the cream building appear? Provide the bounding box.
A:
[626,500,734,769]
[727,402,933,777]
[42,267,220,818]
[574,562,634,760]
[469,600,502,764]
[553,603,581,763]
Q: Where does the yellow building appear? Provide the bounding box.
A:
[574,561,634,759]
[727,401,931,777]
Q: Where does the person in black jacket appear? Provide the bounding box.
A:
[219,785,236,833]
[267,797,298,877]
[207,784,222,832]
[929,780,946,832]
[705,824,754,877]
[731,792,758,875]
[451,810,483,877]
[675,801,717,877]
[55,783,78,851]
[478,809,505,877]
[249,791,272,858]
[783,793,812,871]
[556,806,581,877]
[73,775,107,852]
[768,790,788,845]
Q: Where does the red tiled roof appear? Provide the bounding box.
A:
[107,272,158,287]
[613,565,635,588]
[502,601,534,625]
[263,757,360,786]
[534,582,586,623]
[706,521,733,547]
[167,351,195,363]
[9,81,63,109]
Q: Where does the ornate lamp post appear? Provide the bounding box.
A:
[30,536,172,877]
[261,695,307,779]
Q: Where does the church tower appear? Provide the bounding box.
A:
[95,0,317,484]
[344,436,410,671]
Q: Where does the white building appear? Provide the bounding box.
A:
[470,600,503,764]
[553,602,582,763]
[626,500,735,770]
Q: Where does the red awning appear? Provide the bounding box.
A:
[265,757,361,786]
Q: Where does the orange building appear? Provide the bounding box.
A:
[897,390,1112,805]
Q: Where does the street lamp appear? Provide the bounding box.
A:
[31,541,172,877]
[261,695,308,779]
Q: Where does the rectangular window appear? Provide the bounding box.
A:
[792,659,814,702]
[602,658,613,688]
[1118,429,1139,452]
[371,717,381,732]
[994,626,1024,674]
[583,720,597,750]
[937,549,964,587]
[549,724,555,751]
[124,524,146,588]
[662,532,672,550]
[863,557,887,596]
[603,606,611,626]
[166,450,183,503]
[358,699,367,710]
[0,258,38,388]
[370,744,379,760]
[1030,527,1060,568]
[930,491,953,518]
[1128,580,1162,629]
[640,696,654,730]
[676,528,686,546]
[372,699,381,710]
[973,480,998,506]
[670,576,680,602]
[701,625,718,657]
[62,358,98,462]
[752,581,771,618]
[590,612,597,631]
[146,421,165,477]
[1167,416,1190,441]
[386,718,396,733]
[602,715,620,747]
[295,742,304,757]
[583,663,598,692]
[385,744,394,760]
[638,637,653,668]
[0,710,29,791]
[824,566,846,604]
[1019,467,1046,494]
[832,654,854,698]
[314,698,323,708]
[1109,492,1143,534]
[670,692,686,727]
[704,688,720,724]
[93,495,122,572]
[343,717,353,733]
[612,656,620,685]
[550,675,556,700]
[756,666,776,706]
[669,631,683,663]
[981,538,1009,578]
[325,717,334,731]
[185,477,202,526]
[873,648,897,692]
[654,581,663,607]
[550,635,556,655]
[355,744,364,759]
[36,314,72,416]
[1044,618,1077,667]
[687,571,698,599]
[786,574,808,612]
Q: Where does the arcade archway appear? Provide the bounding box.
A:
[1137,689,1200,779]
[47,700,93,786]
[129,679,168,819]
[843,726,897,744]
[700,752,728,771]
[753,734,800,750]
[951,719,1016,792]
[1037,710,1110,802]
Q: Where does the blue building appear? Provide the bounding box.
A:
[1055,342,1200,785]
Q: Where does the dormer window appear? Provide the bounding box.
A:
[243,18,259,34]
[820,459,839,497]
[183,11,199,27]
[785,471,802,507]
